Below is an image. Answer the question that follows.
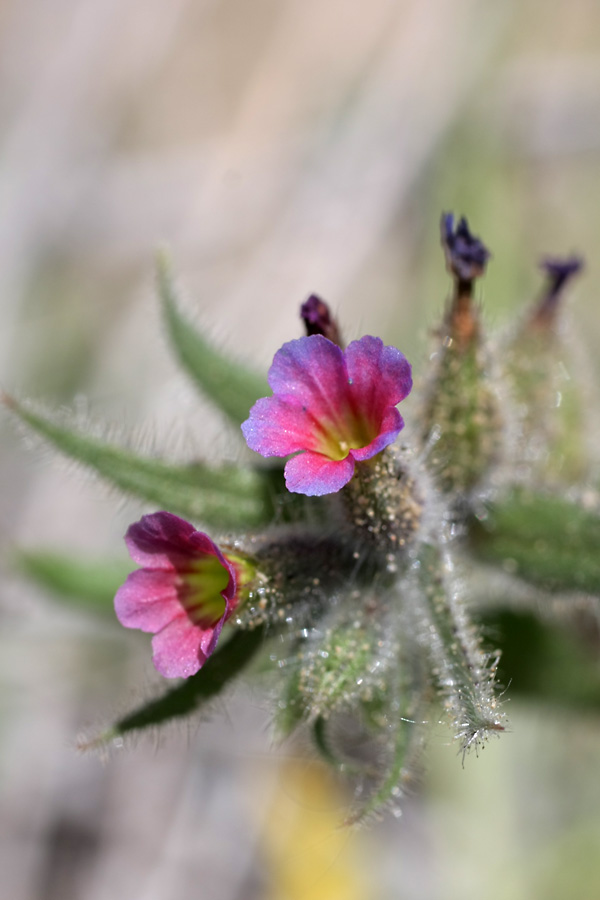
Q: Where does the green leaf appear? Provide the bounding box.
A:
[469,488,600,594]
[5,396,273,529]
[14,549,131,615]
[98,626,265,742]
[157,252,269,427]
[479,609,600,710]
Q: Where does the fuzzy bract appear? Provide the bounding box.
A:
[114,511,250,678]
[241,334,412,496]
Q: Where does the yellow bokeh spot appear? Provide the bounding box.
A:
[261,760,370,900]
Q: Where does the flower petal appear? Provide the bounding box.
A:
[241,396,324,457]
[114,569,181,632]
[124,512,236,603]
[267,336,350,428]
[151,614,221,678]
[345,336,412,425]
[284,451,355,496]
[351,408,403,461]
[125,512,201,568]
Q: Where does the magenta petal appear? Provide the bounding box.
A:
[124,513,236,603]
[284,451,355,496]
[126,512,203,569]
[151,614,225,678]
[241,396,323,457]
[241,335,354,459]
[345,336,412,423]
[114,569,181,632]
[241,332,413,496]
[351,408,403,461]
[267,336,350,425]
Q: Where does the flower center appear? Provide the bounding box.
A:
[320,411,375,461]
[178,556,230,626]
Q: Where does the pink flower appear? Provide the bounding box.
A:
[114,512,253,678]
[241,335,412,496]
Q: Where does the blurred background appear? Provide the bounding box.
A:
[2,0,600,898]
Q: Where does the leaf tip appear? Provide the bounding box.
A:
[75,726,120,755]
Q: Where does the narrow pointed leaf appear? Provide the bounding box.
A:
[412,542,506,754]
[6,397,272,529]
[469,488,600,594]
[157,253,269,427]
[100,626,265,741]
[14,549,131,615]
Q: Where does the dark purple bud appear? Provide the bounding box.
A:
[532,255,584,327]
[300,294,343,346]
[441,213,490,283]
[540,255,584,297]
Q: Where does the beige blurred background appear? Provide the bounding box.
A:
[2,1,600,898]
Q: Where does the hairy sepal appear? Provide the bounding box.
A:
[411,542,506,755]
[278,608,394,728]
[421,315,502,499]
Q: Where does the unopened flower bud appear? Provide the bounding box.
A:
[300,294,343,346]
[503,254,588,485]
[233,531,360,631]
[283,611,393,725]
[421,214,502,499]
[441,212,490,290]
[530,256,583,329]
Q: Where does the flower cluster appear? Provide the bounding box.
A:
[14,210,592,823]
[116,331,413,673]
